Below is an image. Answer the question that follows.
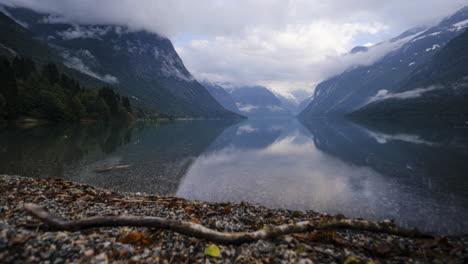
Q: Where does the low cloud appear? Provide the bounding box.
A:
[57,25,112,40]
[369,85,442,102]
[62,51,119,84]
[1,0,466,100]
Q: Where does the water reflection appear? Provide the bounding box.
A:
[0,120,236,195]
[1,118,467,234]
[177,118,468,234]
[0,123,134,178]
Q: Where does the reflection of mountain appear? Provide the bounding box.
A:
[301,118,468,199]
[178,118,468,234]
[0,120,236,195]
[72,120,237,194]
[0,123,134,178]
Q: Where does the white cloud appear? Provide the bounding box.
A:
[1,0,466,99]
[57,25,112,40]
[61,51,119,84]
[369,85,442,102]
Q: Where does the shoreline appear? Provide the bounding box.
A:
[1,175,467,263]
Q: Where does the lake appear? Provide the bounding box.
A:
[1,118,467,235]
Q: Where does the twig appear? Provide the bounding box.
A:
[24,203,434,244]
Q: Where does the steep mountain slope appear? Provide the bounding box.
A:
[201,81,240,114]
[2,6,241,119]
[351,29,468,118]
[299,6,468,118]
[229,86,291,118]
[0,10,51,60]
[297,96,314,114]
[0,11,99,85]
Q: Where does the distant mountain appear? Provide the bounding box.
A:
[0,6,241,119]
[228,86,291,118]
[299,6,468,119]
[201,81,241,114]
[297,96,314,114]
[351,29,468,118]
[274,93,301,115]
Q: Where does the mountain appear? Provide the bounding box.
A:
[274,93,301,115]
[351,29,468,118]
[297,95,314,114]
[228,86,291,118]
[201,81,241,114]
[0,6,241,119]
[299,6,468,119]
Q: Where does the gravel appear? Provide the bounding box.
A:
[0,175,467,263]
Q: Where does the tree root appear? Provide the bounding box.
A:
[24,203,434,244]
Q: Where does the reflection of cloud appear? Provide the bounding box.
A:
[236,125,258,135]
[177,125,397,218]
[236,103,260,113]
[176,120,468,233]
[367,130,435,146]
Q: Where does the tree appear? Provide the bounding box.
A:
[0,94,6,119]
[122,96,132,112]
[12,57,36,80]
[70,96,85,120]
[0,58,18,118]
[42,63,60,84]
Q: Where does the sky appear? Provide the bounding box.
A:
[1,0,467,101]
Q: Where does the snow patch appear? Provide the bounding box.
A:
[451,19,468,31]
[425,44,440,52]
[0,43,16,55]
[408,62,415,66]
[410,31,442,42]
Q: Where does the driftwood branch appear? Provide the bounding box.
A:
[24,203,433,244]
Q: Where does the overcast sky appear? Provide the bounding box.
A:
[1,0,467,100]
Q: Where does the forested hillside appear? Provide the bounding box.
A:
[0,56,135,122]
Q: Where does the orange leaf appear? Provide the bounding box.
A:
[118,232,153,245]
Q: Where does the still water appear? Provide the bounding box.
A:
[1,118,467,234]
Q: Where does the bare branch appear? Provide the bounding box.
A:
[24,203,434,244]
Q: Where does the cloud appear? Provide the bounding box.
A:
[369,85,442,102]
[57,25,112,40]
[1,0,466,99]
[236,103,260,113]
[61,51,119,84]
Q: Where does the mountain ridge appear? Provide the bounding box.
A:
[0,6,242,119]
[299,6,468,119]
